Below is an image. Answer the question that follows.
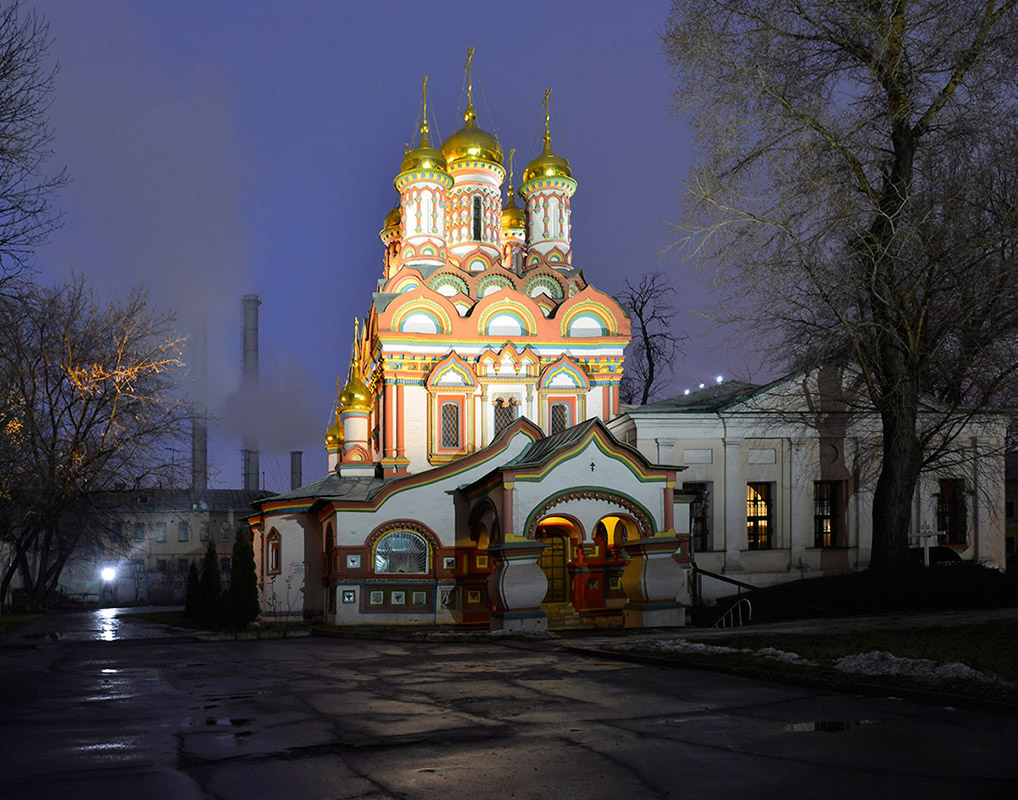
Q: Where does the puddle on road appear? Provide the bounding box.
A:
[784,720,875,733]
[96,608,120,642]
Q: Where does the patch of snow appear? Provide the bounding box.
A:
[835,650,1015,689]
[754,647,816,666]
[610,639,750,656]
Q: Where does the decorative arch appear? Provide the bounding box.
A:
[523,489,655,541]
[538,355,590,391]
[468,497,500,544]
[429,272,469,297]
[388,295,454,335]
[476,297,539,338]
[524,273,566,299]
[365,520,441,575]
[425,352,477,389]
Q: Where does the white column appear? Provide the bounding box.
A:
[724,438,743,572]
[790,439,809,570]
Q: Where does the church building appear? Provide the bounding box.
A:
[248,58,694,631]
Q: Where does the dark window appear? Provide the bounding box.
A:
[177,559,189,573]
[199,523,209,542]
[1006,500,1015,521]
[550,403,570,435]
[112,522,123,540]
[156,559,167,572]
[813,481,840,548]
[134,523,145,542]
[746,483,772,549]
[440,402,460,448]
[155,522,167,543]
[683,481,712,552]
[220,557,231,573]
[178,522,189,542]
[937,479,967,545]
[472,196,482,241]
[493,398,518,435]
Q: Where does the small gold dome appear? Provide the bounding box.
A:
[523,138,572,183]
[400,129,449,174]
[442,105,503,166]
[501,195,525,229]
[383,205,401,230]
[325,411,345,447]
[339,371,370,412]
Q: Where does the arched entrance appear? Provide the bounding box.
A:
[534,515,583,626]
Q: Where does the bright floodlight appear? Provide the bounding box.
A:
[101,567,116,582]
[716,375,724,383]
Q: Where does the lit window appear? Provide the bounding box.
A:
[374,530,429,574]
[746,483,772,549]
[440,402,461,448]
[472,196,482,241]
[813,481,840,548]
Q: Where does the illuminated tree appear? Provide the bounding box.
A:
[0,277,192,611]
[664,1,1018,572]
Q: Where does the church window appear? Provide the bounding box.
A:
[813,481,841,548]
[746,483,772,549]
[684,481,713,552]
[374,530,429,574]
[440,402,461,448]
[472,196,482,241]
[550,402,570,435]
[267,531,281,575]
[493,397,518,435]
[937,478,967,545]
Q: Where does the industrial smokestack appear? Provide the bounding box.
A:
[290,451,303,491]
[190,310,208,494]
[242,294,260,491]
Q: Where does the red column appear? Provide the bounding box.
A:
[396,384,406,460]
[384,383,395,459]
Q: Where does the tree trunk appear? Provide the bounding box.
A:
[869,400,923,572]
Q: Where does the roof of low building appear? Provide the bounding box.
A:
[623,380,761,414]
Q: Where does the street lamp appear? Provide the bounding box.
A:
[100,567,117,606]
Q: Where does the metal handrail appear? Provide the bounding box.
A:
[713,597,752,629]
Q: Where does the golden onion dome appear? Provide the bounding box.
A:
[383,205,401,230]
[400,127,449,174]
[339,369,370,412]
[522,88,572,184]
[501,194,525,229]
[325,410,345,447]
[442,104,503,166]
[522,137,572,183]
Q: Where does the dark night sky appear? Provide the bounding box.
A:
[32,0,760,491]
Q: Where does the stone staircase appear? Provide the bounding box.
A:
[543,602,583,630]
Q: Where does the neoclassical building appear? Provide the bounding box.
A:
[249,62,693,630]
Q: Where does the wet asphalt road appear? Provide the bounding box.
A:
[1,618,1016,799]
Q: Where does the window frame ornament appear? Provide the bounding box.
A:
[373,529,430,575]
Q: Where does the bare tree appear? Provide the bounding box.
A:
[0,2,66,280]
[0,278,193,611]
[663,1,1018,572]
[618,272,687,406]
